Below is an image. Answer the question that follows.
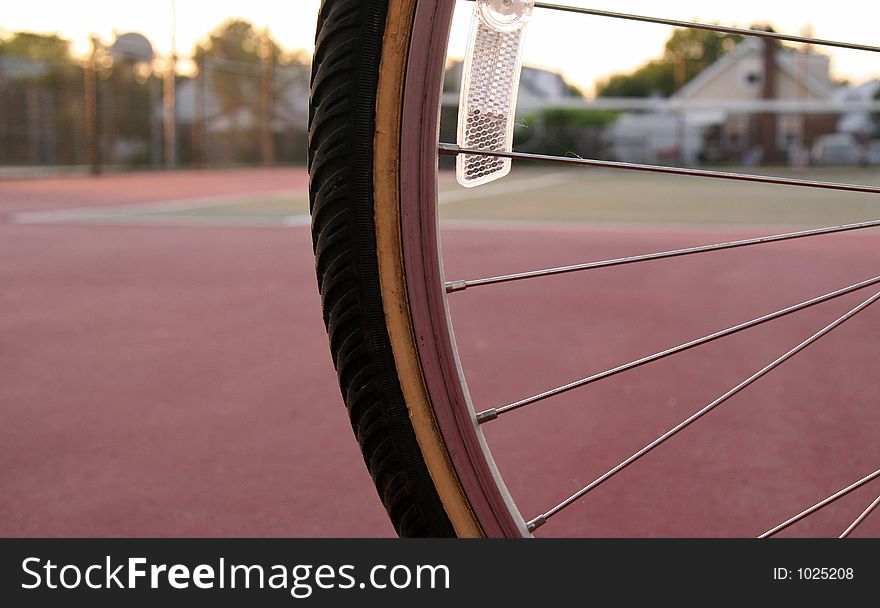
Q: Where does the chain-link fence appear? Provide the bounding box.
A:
[4,27,880,177]
[0,31,309,176]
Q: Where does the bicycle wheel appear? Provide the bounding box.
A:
[309,0,880,537]
[310,0,524,537]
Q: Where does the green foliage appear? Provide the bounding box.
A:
[663,27,741,67]
[518,108,619,157]
[0,32,85,165]
[597,61,677,98]
[194,19,270,65]
[532,108,619,129]
[191,19,310,163]
[194,20,273,113]
[0,19,311,167]
[0,32,73,65]
[0,31,79,88]
[597,27,743,97]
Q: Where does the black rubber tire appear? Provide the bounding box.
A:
[308,0,456,537]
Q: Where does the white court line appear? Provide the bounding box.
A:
[12,209,880,239]
[13,189,305,224]
[14,203,880,238]
[11,214,311,229]
[282,215,312,227]
[11,171,878,239]
[12,172,572,226]
[438,171,574,205]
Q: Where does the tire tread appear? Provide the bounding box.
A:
[308,0,456,537]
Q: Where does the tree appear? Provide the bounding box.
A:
[192,19,310,164]
[597,61,676,98]
[193,19,275,113]
[662,27,742,71]
[0,32,83,165]
[194,19,272,65]
[0,32,74,65]
[597,27,743,97]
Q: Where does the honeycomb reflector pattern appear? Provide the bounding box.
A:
[457,1,532,188]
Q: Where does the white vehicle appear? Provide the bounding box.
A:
[811,133,861,165]
[866,139,880,165]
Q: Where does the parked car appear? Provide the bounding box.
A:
[811,133,860,165]
[865,139,880,165]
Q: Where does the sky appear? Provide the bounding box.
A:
[1,0,878,95]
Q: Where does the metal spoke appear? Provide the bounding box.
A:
[528,290,880,532]
[839,494,880,539]
[440,144,880,196]
[461,0,880,54]
[477,274,880,423]
[758,469,880,538]
[446,220,880,294]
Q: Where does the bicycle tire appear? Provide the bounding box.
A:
[309,0,457,537]
[310,0,527,538]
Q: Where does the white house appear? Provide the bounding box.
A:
[443,60,582,113]
[835,79,880,136]
[610,38,841,165]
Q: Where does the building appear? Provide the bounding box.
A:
[835,79,880,137]
[174,59,310,164]
[609,38,843,165]
[443,60,582,112]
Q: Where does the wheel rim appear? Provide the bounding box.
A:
[372,0,880,537]
[396,0,529,537]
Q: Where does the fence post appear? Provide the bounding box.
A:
[259,28,275,166]
[163,53,177,168]
[84,37,101,175]
[191,57,205,168]
[0,61,5,165]
[760,37,781,164]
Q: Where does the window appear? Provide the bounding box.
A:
[738,58,763,88]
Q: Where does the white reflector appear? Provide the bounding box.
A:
[457,0,534,188]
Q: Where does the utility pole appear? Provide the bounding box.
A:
[259,27,275,166]
[193,55,206,168]
[149,72,162,168]
[163,0,177,168]
[796,25,814,166]
[674,52,686,164]
[759,36,780,164]
[84,36,101,175]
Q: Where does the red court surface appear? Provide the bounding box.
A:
[0,168,308,216]
[1,170,878,537]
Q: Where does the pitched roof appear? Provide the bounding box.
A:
[672,37,835,101]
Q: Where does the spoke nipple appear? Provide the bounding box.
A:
[438,143,460,155]
[527,516,547,533]
[446,280,468,294]
[475,409,498,424]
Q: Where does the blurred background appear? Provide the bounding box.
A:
[2,0,878,175]
[0,1,317,176]
[1,1,878,537]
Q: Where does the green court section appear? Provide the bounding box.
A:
[14,191,311,226]
[14,167,880,228]
[438,167,880,227]
[153,193,310,219]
